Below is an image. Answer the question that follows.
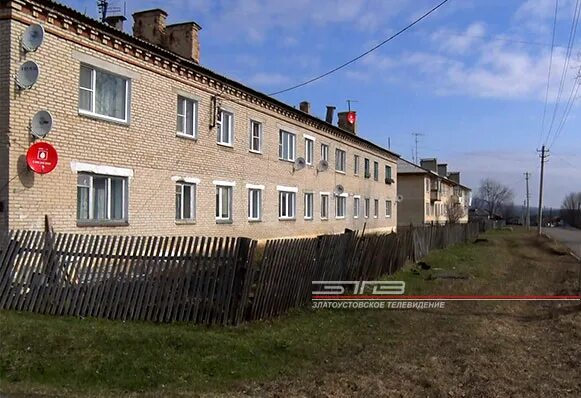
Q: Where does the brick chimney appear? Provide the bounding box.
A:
[299,101,311,114]
[104,15,127,31]
[166,22,202,63]
[337,111,357,135]
[448,172,460,184]
[437,163,447,177]
[133,9,167,47]
[420,158,437,172]
[325,105,335,124]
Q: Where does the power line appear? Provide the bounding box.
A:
[538,0,559,148]
[268,0,451,96]
[548,74,581,148]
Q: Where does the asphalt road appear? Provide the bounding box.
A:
[544,227,581,259]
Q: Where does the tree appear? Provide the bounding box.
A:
[500,201,517,220]
[475,178,514,218]
[561,192,581,228]
[445,201,465,224]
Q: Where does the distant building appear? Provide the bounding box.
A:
[397,158,471,226]
[0,0,399,239]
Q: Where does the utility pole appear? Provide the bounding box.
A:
[411,132,424,163]
[537,145,549,236]
[524,172,531,231]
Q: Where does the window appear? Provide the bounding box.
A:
[217,110,233,146]
[385,165,392,180]
[354,155,360,175]
[249,120,262,153]
[320,194,329,219]
[335,195,346,218]
[305,137,314,165]
[364,198,370,218]
[426,178,430,192]
[354,197,360,218]
[279,130,296,161]
[175,182,196,221]
[77,173,128,223]
[426,202,430,216]
[364,158,370,178]
[215,185,232,221]
[248,188,262,221]
[79,64,129,122]
[176,96,198,137]
[304,192,313,219]
[321,144,329,162]
[278,191,296,219]
[335,149,346,172]
[374,199,379,218]
[385,200,392,218]
[373,161,379,181]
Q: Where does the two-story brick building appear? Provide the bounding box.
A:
[397,158,471,226]
[0,0,399,239]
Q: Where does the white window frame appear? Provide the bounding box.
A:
[321,143,329,162]
[373,161,379,181]
[248,187,262,221]
[353,195,360,219]
[305,137,314,165]
[278,130,296,161]
[76,173,128,224]
[176,95,198,138]
[278,190,296,220]
[175,182,196,221]
[335,194,347,219]
[364,158,370,178]
[364,198,370,218]
[79,64,130,123]
[304,192,314,220]
[374,199,379,218]
[385,200,392,218]
[335,149,346,173]
[320,193,330,220]
[354,155,360,175]
[217,110,234,146]
[215,185,233,221]
[249,120,262,153]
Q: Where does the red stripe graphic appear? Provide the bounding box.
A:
[312,295,581,301]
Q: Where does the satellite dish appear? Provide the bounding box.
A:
[30,110,53,138]
[16,61,40,89]
[397,194,404,203]
[317,159,329,172]
[293,157,306,171]
[334,184,345,196]
[22,24,45,52]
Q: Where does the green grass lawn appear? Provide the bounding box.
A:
[1,229,576,397]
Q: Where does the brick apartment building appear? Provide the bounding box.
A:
[397,158,471,226]
[0,0,399,239]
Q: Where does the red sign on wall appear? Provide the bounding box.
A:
[26,142,58,174]
[347,111,357,124]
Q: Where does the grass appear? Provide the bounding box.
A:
[1,228,579,397]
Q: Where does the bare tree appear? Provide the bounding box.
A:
[475,178,514,218]
[561,192,581,228]
[445,202,465,224]
[500,201,517,220]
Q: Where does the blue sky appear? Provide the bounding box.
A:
[65,0,580,208]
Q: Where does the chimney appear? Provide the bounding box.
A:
[437,163,448,177]
[448,172,460,184]
[133,9,167,46]
[104,15,127,31]
[166,22,202,63]
[337,111,357,135]
[325,105,335,124]
[420,158,437,172]
[299,101,311,114]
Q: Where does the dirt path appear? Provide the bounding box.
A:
[239,232,581,397]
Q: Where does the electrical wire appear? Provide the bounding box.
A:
[538,0,559,147]
[548,75,581,148]
[268,0,451,96]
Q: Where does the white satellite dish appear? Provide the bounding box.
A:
[16,61,40,89]
[31,110,53,138]
[317,159,329,172]
[334,184,345,196]
[397,194,404,203]
[293,157,306,171]
[22,24,45,52]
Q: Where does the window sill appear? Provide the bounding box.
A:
[335,170,346,175]
[78,110,129,126]
[176,133,198,141]
[248,219,262,223]
[320,218,328,221]
[217,142,234,149]
[175,219,197,225]
[304,217,313,221]
[335,216,345,219]
[77,220,129,227]
[249,149,262,155]
[278,218,296,221]
[216,219,233,224]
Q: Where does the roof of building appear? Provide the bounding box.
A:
[14,0,400,160]
[397,158,471,191]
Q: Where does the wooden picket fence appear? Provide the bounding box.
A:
[0,223,482,325]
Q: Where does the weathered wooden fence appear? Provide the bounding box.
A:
[0,223,482,325]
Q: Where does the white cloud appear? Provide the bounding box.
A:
[246,72,291,87]
[431,22,486,54]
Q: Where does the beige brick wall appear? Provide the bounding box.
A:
[0,17,10,236]
[5,7,398,239]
